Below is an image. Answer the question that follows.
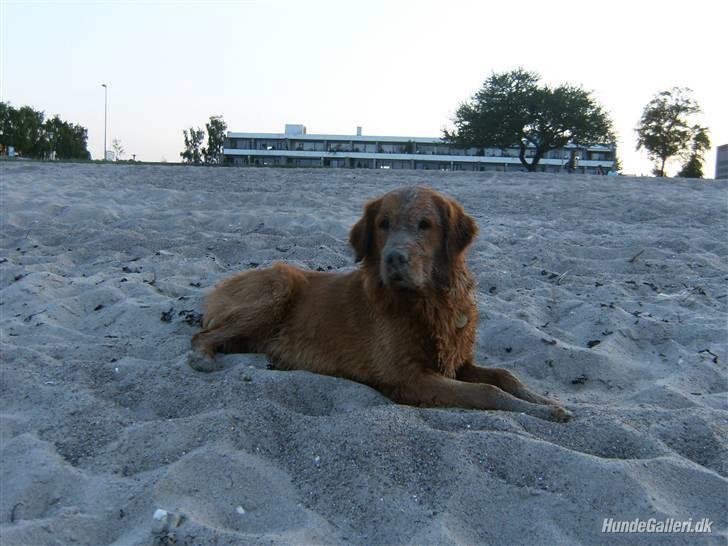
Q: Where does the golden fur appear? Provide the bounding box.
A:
[191,186,570,421]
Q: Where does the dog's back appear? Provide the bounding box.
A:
[194,263,433,389]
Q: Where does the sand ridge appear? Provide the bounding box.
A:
[1,162,726,545]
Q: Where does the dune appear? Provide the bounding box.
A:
[1,161,726,545]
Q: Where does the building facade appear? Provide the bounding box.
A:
[223,124,616,174]
[716,144,728,179]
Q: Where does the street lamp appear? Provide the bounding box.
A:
[101,83,108,160]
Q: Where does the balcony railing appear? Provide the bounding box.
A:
[225,139,613,161]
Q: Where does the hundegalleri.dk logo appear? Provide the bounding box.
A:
[602,517,713,534]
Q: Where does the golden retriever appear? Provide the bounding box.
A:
[190,186,570,421]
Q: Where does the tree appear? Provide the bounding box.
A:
[0,102,90,159]
[636,87,709,177]
[68,123,91,160]
[112,138,125,161]
[11,106,46,157]
[42,115,90,160]
[202,115,227,164]
[444,68,614,172]
[180,127,204,165]
[677,155,702,178]
[676,126,710,178]
[613,152,623,174]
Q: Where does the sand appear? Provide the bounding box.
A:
[1,161,726,545]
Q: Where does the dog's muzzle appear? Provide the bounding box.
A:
[382,248,413,287]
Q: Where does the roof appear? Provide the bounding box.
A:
[227,131,441,144]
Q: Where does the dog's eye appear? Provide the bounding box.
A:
[418,219,432,230]
[378,218,389,230]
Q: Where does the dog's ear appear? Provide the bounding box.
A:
[449,199,478,254]
[440,196,478,258]
[350,197,382,263]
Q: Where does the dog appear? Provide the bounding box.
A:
[190,186,570,421]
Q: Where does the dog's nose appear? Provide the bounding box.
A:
[385,249,409,267]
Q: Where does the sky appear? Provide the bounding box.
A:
[1,0,725,176]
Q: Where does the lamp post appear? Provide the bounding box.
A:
[101,83,108,160]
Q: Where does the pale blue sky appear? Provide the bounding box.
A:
[2,0,725,176]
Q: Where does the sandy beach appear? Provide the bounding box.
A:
[1,162,726,545]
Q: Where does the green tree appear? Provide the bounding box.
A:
[43,115,64,157]
[0,102,89,159]
[44,116,91,160]
[677,126,710,178]
[636,87,709,177]
[0,102,14,149]
[43,115,65,159]
[611,150,623,174]
[677,155,702,178]
[13,105,46,157]
[181,127,205,165]
[444,68,615,172]
[202,115,227,164]
[67,123,91,160]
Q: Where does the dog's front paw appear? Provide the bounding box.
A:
[549,405,573,422]
[187,350,222,373]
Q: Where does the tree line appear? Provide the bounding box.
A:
[444,68,711,178]
[0,102,90,160]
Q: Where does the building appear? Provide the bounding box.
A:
[223,124,616,174]
[716,144,728,179]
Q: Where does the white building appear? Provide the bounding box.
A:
[716,144,728,179]
[223,124,616,174]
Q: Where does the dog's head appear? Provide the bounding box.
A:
[350,186,477,291]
